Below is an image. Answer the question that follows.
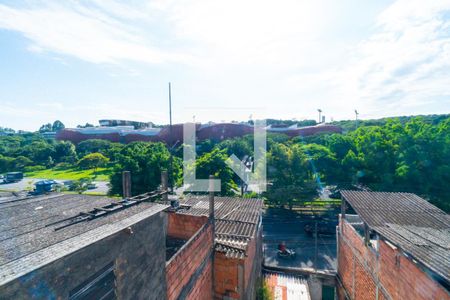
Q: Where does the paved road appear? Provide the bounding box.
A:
[0,177,109,194]
[263,208,337,271]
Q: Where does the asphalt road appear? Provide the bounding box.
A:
[0,177,109,194]
[263,208,337,271]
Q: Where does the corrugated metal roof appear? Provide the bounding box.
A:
[0,194,167,267]
[177,196,264,258]
[264,272,310,300]
[341,190,450,283]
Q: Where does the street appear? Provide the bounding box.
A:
[0,177,109,194]
[263,208,337,271]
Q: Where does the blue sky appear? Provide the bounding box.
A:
[0,0,449,131]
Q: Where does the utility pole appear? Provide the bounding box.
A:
[317,109,322,124]
[168,82,173,193]
[355,109,359,130]
[314,221,318,271]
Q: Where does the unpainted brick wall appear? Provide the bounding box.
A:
[214,252,241,299]
[186,259,213,300]
[166,217,213,300]
[338,218,450,300]
[167,212,208,240]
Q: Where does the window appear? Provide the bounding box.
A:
[69,262,116,300]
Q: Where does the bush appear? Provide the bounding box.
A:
[54,162,72,170]
[257,281,273,300]
[23,165,46,173]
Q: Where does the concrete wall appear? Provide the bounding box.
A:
[337,217,450,300]
[0,211,168,300]
[166,213,213,300]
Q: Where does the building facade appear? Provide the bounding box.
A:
[337,191,450,300]
[0,193,264,299]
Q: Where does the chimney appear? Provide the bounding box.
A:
[209,175,215,222]
[122,171,131,198]
[161,170,168,202]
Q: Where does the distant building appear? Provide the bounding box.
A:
[42,131,57,139]
[0,192,264,299]
[337,191,450,300]
[57,121,342,144]
[99,119,153,129]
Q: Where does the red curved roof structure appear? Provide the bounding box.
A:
[56,123,342,144]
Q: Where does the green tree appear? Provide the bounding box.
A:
[109,142,180,196]
[39,123,53,133]
[0,155,14,173]
[52,120,65,132]
[194,148,238,195]
[54,141,77,163]
[13,156,33,170]
[21,141,55,165]
[77,123,94,128]
[78,153,109,171]
[76,139,113,158]
[265,143,317,208]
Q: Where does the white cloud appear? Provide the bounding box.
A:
[0,0,449,124]
[331,0,450,117]
[0,1,193,65]
[282,0,450,119]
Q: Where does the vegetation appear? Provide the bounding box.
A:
[109,142,180,196]
[78,153,109,171]
[257,281,273,300]
[0,115,448,212]
[26,166,111,181]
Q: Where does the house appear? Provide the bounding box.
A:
[337,191,450,300]
[0,191,264,299]
[172,196,264,299]
[0,193,169,299]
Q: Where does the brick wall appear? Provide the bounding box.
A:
[243,225,263,299]
[214,252,242,299]
[166,214,213,300]
[167,212,208,240]
[186,259,213,300]
[337,217,450,300]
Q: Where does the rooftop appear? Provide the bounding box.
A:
[177,196,264,259]
[341,190,450,284]
[0,193,167,284]
[264,272,310,300]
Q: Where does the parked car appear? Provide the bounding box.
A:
[31,180,58,195]
[63,180,74,188]
[86,182,97,190]
[4,172,23,183]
